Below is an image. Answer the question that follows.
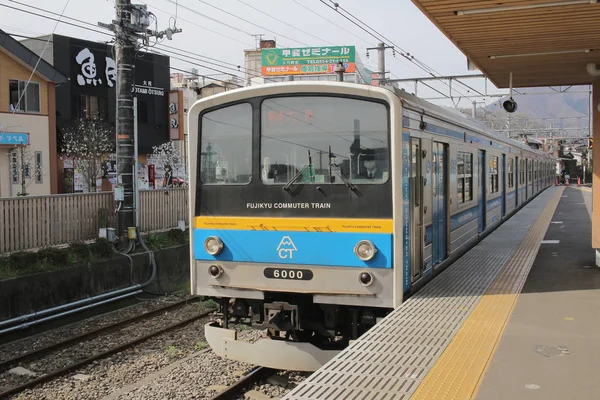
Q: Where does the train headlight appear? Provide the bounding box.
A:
[354,240,377,261]
[204,236,224,255]
[359,272,374,286]
[208,264,223,278]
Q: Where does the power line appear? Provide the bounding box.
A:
[319,0,484,99]
[291,0,371,46]
[144,1,254,47]
[9,32,244,87]
[236,0,335,46]
[159,0,255,37]
[1,3,254,85]
[13,0,70,114]
[186,0,309,47]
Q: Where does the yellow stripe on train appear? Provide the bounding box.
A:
[194,216,394,233]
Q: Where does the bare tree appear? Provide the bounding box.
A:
[148,141,185,188]
[10,144,43,196]
[61,117,115,192]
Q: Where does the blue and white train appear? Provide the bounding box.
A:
[187,81,554,371]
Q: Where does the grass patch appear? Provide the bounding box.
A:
[201,298,219,309]
[194,341,208,351]
[144,228,189,251]
[166,345,183,358]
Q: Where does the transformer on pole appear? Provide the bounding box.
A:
[99,1,181,249]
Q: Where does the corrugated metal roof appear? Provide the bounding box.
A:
[411,0,600,88]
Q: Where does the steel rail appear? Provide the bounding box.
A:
[0,296,201,374]
[209,367,278,400]
[0,308,215,398]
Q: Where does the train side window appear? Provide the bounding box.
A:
[508,158,514,188]
[457,151,472,203]
[200,103,253,184]
[489,156,499,194]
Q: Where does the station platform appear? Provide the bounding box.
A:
[283,186,599,400]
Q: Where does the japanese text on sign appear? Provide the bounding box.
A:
[0,133,29,146]
[262,46,356,76]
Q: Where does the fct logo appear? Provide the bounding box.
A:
[276,236,297,259]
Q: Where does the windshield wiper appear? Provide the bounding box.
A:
[328,145,361,196]
[283,150,315,193]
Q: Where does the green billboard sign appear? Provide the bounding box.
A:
[261,46,356,76]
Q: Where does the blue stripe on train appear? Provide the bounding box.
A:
[450,205,478,232]
[193,229,393,268]
[487,197,502,211]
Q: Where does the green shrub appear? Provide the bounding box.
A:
[0,256,16,279]
[166,228,185,243]
[37,247,69,268]
[69,241,91,263]
[9,251,39,270]
[89,238,114,259]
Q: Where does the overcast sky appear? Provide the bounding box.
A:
[0,0,513,107]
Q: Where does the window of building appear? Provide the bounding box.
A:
[508,158,514,188]
[457,151,473,203]
[72,95,109,120]
[9,80,41,113]
[489,156,499,193]
[35,151,43,183]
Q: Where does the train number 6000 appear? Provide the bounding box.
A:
[263,268,313,280]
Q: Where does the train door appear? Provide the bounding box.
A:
[515,157,519,207]
[410,138,424,281]
[432,142,448,266]
[501,154,506,217]
[421,138,433,272]
[525,159,529,200]
[478,150,486,233]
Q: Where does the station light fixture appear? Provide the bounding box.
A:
[456,0,598,15]
[489,49,592,59]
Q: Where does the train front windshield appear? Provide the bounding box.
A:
[198,95,392,219]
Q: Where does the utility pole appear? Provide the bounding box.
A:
[99,1,180,249]
[367,43,394,86]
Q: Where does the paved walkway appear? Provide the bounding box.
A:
[476,186,600,400]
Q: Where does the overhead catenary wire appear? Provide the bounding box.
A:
[319,0,486,99]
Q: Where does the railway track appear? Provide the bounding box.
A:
[0,297,215,398]
[209,367,278,400]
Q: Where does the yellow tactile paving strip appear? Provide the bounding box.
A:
[410,186,564,400]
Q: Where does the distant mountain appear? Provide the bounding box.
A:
[485,86,590,129]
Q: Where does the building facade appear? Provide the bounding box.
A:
[21,34,171,192]
[0,29,67,197]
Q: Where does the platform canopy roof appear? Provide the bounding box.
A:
[410,0,600,88]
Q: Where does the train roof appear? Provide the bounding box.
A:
[392,87,549,157]
[191,81,551,159]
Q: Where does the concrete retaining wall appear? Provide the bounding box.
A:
[0,245,190,322]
